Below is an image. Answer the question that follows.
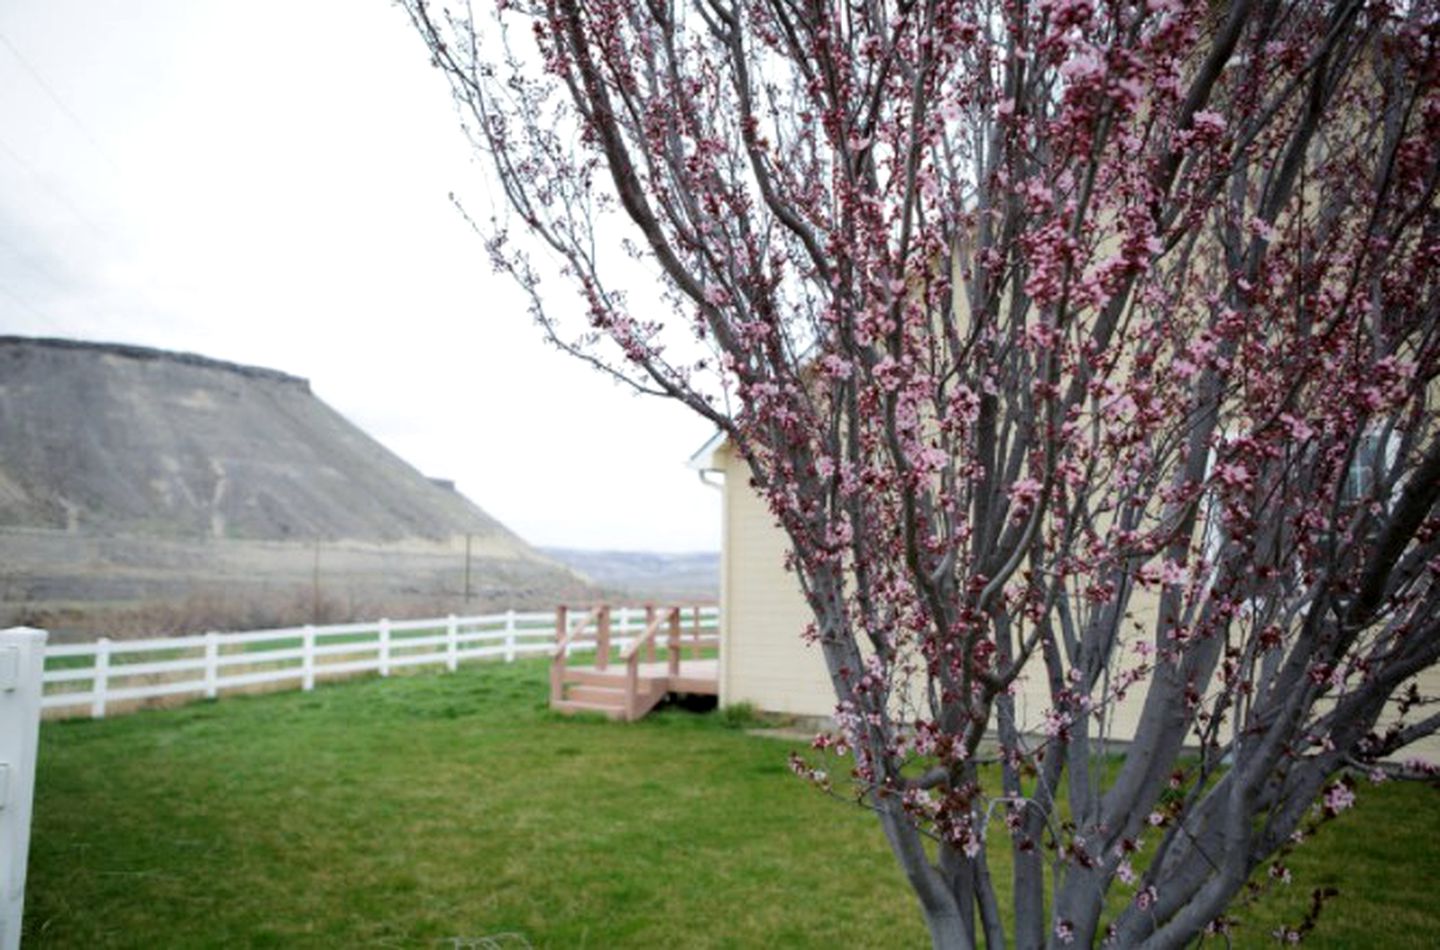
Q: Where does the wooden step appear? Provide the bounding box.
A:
[562,667,632,687]
[552,698,626,719]
[567,685,627,705]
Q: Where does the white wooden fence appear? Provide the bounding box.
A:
[39,606,720,720]
[1,627,47,950]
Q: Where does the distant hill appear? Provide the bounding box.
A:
[0,337,509,541]
[0,337,593,635]
[541,548,718,603]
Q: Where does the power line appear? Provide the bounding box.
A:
[0,135,176,329]
[0,28,120,175]
[0,133,115,247]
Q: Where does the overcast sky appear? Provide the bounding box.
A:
[0,0,721,552]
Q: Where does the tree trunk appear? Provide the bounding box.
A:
[876,801,974,949]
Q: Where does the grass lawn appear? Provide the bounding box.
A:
[23,658,1440,948]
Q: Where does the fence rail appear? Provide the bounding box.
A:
[40,606,719,720]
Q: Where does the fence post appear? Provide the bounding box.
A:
[378,619,391,677]
[302,625,316,691]
[505,610,517,663]
[446,615,459,672]
[551,605,568,705]
[204,632,220,700]
[1,627,48,950]
[91,637,110,719]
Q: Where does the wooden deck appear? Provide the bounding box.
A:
[549,605,719,721]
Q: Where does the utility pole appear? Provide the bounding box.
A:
[464,533,473,605]
[312,538,321,623]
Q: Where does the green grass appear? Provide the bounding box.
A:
[23,660,1439,948]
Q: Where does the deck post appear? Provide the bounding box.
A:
[551,605,568,705]
[668,608,681,678]
[596,605,611,671]
[625,658,639,721]
[644,603,657,664]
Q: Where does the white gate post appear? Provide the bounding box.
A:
[504,609,517,663]
[1,626,48,950]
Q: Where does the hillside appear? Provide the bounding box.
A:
[0,337,592,633]
[541,548,718,602]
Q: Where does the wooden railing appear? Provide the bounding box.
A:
[550,604,604,705]
[620,606,678,719]
[550,604,720,719]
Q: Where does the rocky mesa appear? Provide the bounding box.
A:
[0,337,592,635]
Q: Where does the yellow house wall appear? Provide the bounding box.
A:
[715,443,1440,762]
[717,443,835,718]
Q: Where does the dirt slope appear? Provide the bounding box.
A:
[0,337,590,633]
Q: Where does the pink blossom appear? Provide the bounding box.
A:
[948,384,980,425]
[963,832,982,858]
[1213,462,1252,490]
[818,354,853,379]
[1190,109,1227,140]
[1160,559,1187,586]
[1322,782,1355,814]
[1280,413,1314,441]
[872,356,904,392]
[1043,708,1073,739]
[1060,51,1106,85]
[1008,477,1044,510]
[1171,356,1199,380]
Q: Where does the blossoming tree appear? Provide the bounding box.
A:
[403,0,1440,945]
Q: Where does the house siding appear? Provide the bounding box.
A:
[718,443,833,718]
[714,441,1440,762]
